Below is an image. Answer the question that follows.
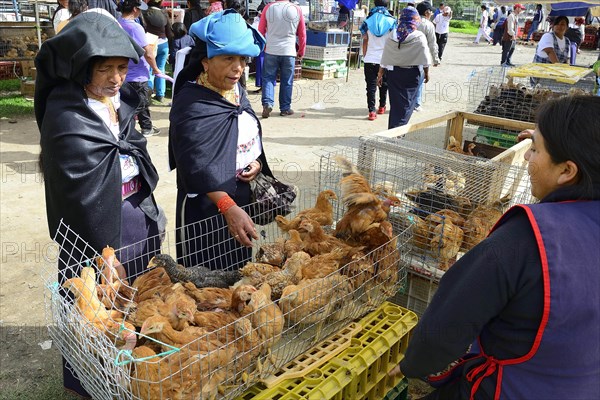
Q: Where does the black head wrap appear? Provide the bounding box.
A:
[34,12,143,128]
[173,37,208,94]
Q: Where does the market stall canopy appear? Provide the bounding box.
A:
[548,2,600,16]
[493,0,600,17]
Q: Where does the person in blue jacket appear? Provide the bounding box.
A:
[390,95,600,399]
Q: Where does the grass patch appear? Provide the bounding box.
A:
[0,79,21,92]
[0,95,34,118]
[449,20,479,35]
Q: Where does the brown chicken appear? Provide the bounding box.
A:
[63,267,111,324]
[96,246,134,312]
[246,283,284,369]
[428,209,466,227]
[345,220,395,251]
[183,283,234,311]
[279,274,353,343]
[446,136,476,155]
[275,190,338,233]
[284,229,305,257]
[297,218,356,257]
[255,238,286,266]
[461,198,509,251]
[140,315,224,352]
[341,252,375,301]
[128,292,196,330]
[130,344,231,400]
[300,248,345,279]
[334,156,398,241]
[430,220,464,271]
[63,270,136,350]
[231,317,263,382]
[129,346,164,400]
[369,222,401,300]
[191,311,262,382]
[131,266,173,303]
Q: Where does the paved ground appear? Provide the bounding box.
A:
[0,32,597,398]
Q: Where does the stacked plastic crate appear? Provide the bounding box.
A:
[237,302,416,400]
[302,30,350,80]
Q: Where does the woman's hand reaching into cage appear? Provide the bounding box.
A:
[224,206,258,247]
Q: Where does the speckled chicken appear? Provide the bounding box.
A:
[255,238,286,266]
[430,220,464,271]
[147,254,241,288]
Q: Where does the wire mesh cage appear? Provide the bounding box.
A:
[467,66,596,125]
[318,133,535,283]
[42,182,410,399]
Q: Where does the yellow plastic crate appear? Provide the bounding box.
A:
[237,302,418,400]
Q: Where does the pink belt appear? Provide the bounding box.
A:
[122,177,141,200]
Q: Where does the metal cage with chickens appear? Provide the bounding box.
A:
[317,132,536,287]
[41,183,411,400]
[467,65,596,132]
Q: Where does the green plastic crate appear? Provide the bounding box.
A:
[237,302,418,400]
[475,126,519,149]
[335,67,348,78]
[302,59,339,71]
[383,378,409,400]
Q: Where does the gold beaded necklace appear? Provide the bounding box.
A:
[197,72,239,105]
[85,88,118,125]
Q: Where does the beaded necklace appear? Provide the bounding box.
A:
[197,72,239,105]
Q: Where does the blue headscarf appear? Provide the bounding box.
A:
[189,9,265,58]
[360,6,396,37]
[396,6,421,43]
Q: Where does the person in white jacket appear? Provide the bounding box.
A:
[474,5,493,44]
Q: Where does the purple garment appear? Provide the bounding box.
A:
[396,6,421,43]
[118,18,150,82]
[469,202,600,399]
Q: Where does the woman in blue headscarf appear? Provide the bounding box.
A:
[170,10,276,271]
[378,6,432,128]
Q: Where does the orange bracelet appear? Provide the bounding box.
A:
[217,195,237,214]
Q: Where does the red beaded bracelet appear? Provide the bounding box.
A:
[217,195,237,214]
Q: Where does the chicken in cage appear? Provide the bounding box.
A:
[317,135,534,281]
[468,66,595,124]
[42,162,411,399]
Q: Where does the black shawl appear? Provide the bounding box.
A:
[168,81,272,196]
[35,13,159,251]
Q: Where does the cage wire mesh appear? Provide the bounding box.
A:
[42,181,410,399]
[467,66,596,127]
[318,135,535,283]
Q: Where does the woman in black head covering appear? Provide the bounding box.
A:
[35,12,164,396]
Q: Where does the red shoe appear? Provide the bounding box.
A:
[377,106,386,114]
[368,111,377,121]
